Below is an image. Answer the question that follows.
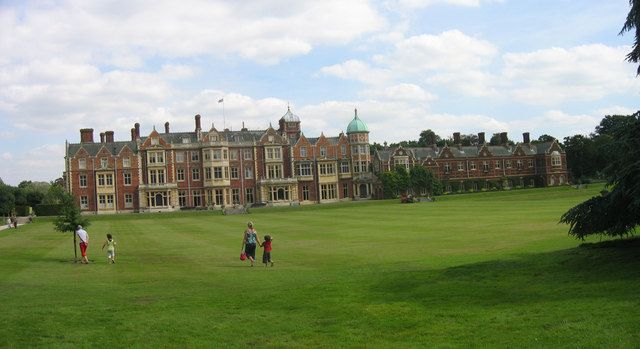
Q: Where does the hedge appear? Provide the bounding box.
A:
[35,204,64,216]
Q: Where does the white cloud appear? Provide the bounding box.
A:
[1,0,385,66]
[375,30,497,73]
[360,83,437,102]
[323,31,640,105]
[595,106,638,116]
[502,45,640,105]
[297,99,509,143]
[506,110,601,139]
[319,59,393,85]
[396,0,503,8]
[0,64,175,133]
[321,30,498,97]
[159,64,197,80]
[0,144,65,184]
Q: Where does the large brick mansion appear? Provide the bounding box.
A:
[373,132,568,193]
[64,108,568,213]
[65,108,375,213]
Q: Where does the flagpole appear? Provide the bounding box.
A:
[218,97,226,130]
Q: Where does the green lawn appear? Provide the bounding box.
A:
[1,185,639,348]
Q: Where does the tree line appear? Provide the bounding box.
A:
[0,178,65,217]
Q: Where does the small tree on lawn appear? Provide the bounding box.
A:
[53,193,90,262]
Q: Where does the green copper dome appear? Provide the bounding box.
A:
[346,109,369,134]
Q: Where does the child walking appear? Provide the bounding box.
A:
[261,234,274,267]
[101,234,117,264]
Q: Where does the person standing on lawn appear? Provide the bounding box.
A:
[261,234,274,267]
[101,233,117,264]
[241,221,261,267]
[76,225,90,264]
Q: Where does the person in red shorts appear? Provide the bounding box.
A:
[75,225,90,264]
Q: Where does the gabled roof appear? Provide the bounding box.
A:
[374,141,555,162]
[158,132,198,144]
[533,141,559,155]
[67,141,138,157]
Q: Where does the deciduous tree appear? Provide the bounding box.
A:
[54,193,90,261]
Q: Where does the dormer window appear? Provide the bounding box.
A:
[300,147,307,158]
[151,138,159,146]
[182,138,190,144]
[78,158,86,170]
[320,146,327,157]
[100,158,108,169]
[268,135,274,142]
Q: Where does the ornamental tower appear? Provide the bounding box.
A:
[346,108,373,198]
[278,106,301,144]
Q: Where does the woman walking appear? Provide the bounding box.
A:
[241,221,261,267]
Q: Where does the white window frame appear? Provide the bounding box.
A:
[80,196,88,209]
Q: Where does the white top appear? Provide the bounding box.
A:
[76,229,88,243]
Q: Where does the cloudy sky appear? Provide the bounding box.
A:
[1,0,638,185]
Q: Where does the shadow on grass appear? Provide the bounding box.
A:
[371,238,640,306]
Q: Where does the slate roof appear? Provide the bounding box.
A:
[67,141,137,157]
[375,141,558,162]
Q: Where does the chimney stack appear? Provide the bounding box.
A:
[80,128,94,143]
[478,132,485,145]
[105,131,114,143]
[195,114,201,131]
[165,122,170,134]
[453,132,461,145]
[523,132,530,144]
[134,123,140,139]
[131,128,136,141]
[500,132,508,145]
[100,132,105,143]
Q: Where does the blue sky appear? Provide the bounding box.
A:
[0,0,638,185]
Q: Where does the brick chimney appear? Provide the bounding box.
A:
[100,132,105,143]
[131,128,136,141]
[523,132,530,144]
[453,132,461,145]
[80,128,94,143]
[134,123,140,139]
[105,131,114,143]
[195,114,201,131]
[478,132,485,145]
[165,122,170,134]
[500,132,508,145]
